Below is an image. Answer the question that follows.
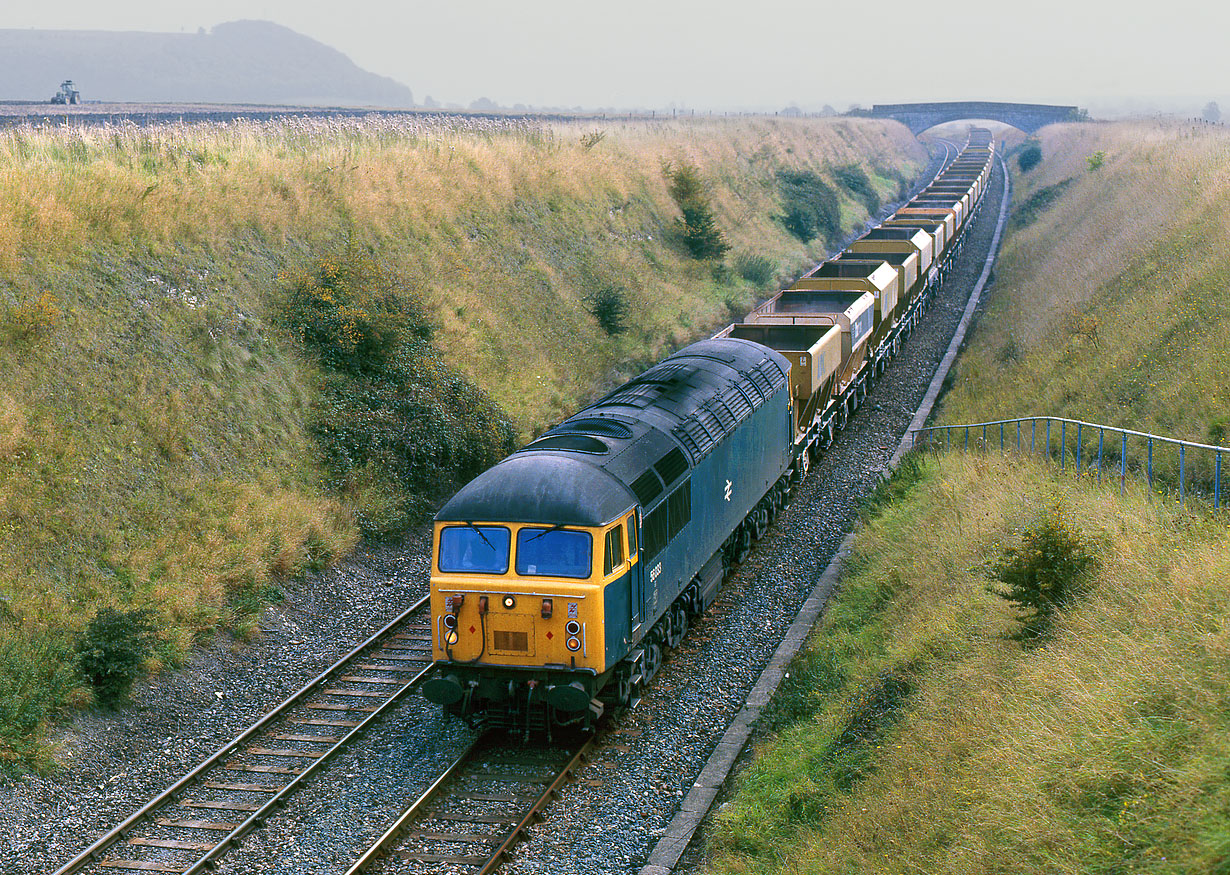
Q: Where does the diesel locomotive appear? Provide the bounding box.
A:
[423,130,997,731]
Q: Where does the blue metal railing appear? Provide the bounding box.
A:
[911,416,1229,510]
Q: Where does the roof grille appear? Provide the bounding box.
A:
[550,417,634,439]
[523,434,609,454]
[629,470,664,507]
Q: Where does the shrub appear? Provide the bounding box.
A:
[777,170,840,242]
[586,284,630,335]
[281,240,434,377]
[1018,142,1043,172]
[0,628,79,768]
[988,501,1097,639]
[734,252,775,286]
[284,245,516,537]
[76,608,155,707]
[832,164,879,214]
[1087,150,1106,171]
[4,290,61,340]
[665,162,730,260]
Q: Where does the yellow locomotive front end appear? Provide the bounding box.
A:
[423,505,640,728]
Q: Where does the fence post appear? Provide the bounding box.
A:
[1180,444,1186,506]
[1016,421,1021,452]
[1148,438,1154,499]
[1120,432,1127,496]
[947,426,951,451]
[1061,421,1067,471]
[1217,452,1222,511]
[983,424,987,451]
[1000,422,1004,451]
[965,426,969,452]
[1097,428,1104,483]
[1031,420,1036,454]
[1047,420,1051,460]
[1076,424,1083,475]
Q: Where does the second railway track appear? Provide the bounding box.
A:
[54,597,435,875]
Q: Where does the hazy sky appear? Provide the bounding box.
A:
[5,1,1228,112]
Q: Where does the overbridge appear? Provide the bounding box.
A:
[866,101,1083,135]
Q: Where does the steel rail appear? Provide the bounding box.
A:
[54,594,432,875]
[346,734,595,875]
[346,736,485,874]
[477,736,595,875]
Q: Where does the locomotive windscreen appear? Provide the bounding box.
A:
[515,528,593,578]
[438,525,511,574]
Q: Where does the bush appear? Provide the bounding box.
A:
[281,240,434,377]
[0,628,79,768]
[777,170,840,243]
[284,245,517,537]
[4,290,61,340]
[1087,150,1106,172]
[1018,142,1043,172]
[832,164,879,214]
[734,252,775,286]
[586,284,630,335]
[665,162,730,260]
[76,609,155,707]
[988,501,1097,639]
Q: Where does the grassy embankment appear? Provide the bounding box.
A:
[707,120,1230,873]
[0,114,925,766]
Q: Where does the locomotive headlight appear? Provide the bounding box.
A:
[445,629,459,646]
[566,636,581,652]
[565,620,580,636]
[502,595,516,610]
[443,614,457,630]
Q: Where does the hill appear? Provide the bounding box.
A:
[0,20,413,106]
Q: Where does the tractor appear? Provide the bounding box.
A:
[50,80,80,105]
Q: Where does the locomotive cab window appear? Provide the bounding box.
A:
[604,524,626,576]
[437,525,511,574]
[515,527,593,578]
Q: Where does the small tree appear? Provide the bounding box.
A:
[666,163,730,260]
[989,502,1097,640]
[586,284,630,334]
[1086,151,1106,172]
[1203,101,1221,123]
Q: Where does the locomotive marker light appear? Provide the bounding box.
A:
[443,613,457,630]
[566,636,581,652]
[565,620,581,636]
[541,598,553,619]
[502,594,516,610]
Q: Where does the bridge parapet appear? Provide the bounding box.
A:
[865,101,1083,135]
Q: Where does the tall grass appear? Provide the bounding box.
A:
[708,452,1230,874]
[940,120,1230,475]
[0,114,925,767]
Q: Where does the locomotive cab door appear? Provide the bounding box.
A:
[629,509,644,633]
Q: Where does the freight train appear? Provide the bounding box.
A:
[422,130,997,733]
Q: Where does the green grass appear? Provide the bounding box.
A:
[0,114,925,769]
[708,452,1230,875]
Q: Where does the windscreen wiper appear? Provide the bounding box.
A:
[464,521,496,551]
[526,523,566,542]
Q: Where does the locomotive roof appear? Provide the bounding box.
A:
[436,338,789,526]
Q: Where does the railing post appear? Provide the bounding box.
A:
[1148,438,1154,499]
[1016,421,1021,452]
[1180,444,1186,505]
[1076,424,1083,476]
[965,426,969,451]
[1217,452,1222,511]
[1061,421,1067,471]
[1031,419,1036,454]
[947,426,952,451]
[983,424,987,451]
[1097,428,1104,483]
[1000,422,1004,452]
[1120,432,1127,496]
[1046,420,1051,460]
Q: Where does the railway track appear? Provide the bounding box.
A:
[53,597,436,875]
[347,733,594,875]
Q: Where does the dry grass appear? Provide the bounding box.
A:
[0,113,925,766]
[941,120,1230,462]
[708,452,1230,875]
